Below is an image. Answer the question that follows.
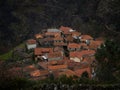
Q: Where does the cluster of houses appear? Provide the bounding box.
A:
[25,26,104,80]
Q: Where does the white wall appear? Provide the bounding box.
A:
[70,57,81,62]
[27,44,36,50]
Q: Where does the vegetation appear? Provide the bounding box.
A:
[0,43,25,60]
[0,0,120,54]
[0,0,120,89]
[95,40,120,82]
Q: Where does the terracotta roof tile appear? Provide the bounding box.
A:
[58,69,76,77]
[45,32,61,37]
[35,34,43,39]
[74,67,91,78]
[34,48,53,55]
[53,47,63,52]
[89,40,104,49]
[59,26,72,34]
[80,35,93,40]
[27,39,36,44]
[48,64,67,70]
[68,43,81,48]
[30,70,49,77]
[48,52,62,58]
[65,36,74,42]
[34,48,42,55]
[49,60,58,65]
[23,65,37,72]
[71,31,81,37]
[54,36,63,41]
[59,26,72,32]
[70,50,95,58]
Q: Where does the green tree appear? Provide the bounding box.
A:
[95,40,120,81]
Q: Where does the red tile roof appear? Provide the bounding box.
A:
[68,43,81,49]
[48,52,62,58]
[30,70,49,77]
[34,48,42,55]
[65,35,74,42]
[49,60,58,65]
[58,69,76,77]
[45,32,61,37]
[35,34,43,39]
[23,65,37,72]
[70,50,95,58]
[54,36,63,41]
[48,64,67,70]
[81,35,93,40]
[71,31,81,37]
[59,26,72,32]
[34,48,53,56]
[74,67,91,78]
[27,39,36,44]
[89,40,104,50]
[59,26,72,34]
[53,47,63,52]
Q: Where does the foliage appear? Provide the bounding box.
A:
[0,0,120,53]
[95,40,120,81]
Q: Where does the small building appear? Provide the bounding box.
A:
[68,43,81,52]
[65,35,74,43]
[74,67,92,78]
[59,26,72,37]
[47,51,63,61]
[89,40,104,50]
[79,35,93,44]
[69,50,95,62]
[30,70,49,77]
[71,31,81,38]
[45,32,61,38]
[47,28,61,32]
[54,36,67,47]
[35,34,43,39]
[26,39,37,50]
[34,48,53,61]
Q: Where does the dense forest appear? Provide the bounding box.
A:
[0,0,120,54]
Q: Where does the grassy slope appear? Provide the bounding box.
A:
[0,43,25,60]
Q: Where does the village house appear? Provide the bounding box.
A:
[59,26,73,37]
[79,35,93,45]
[71,31,81,37]
[64,35,74,43]
[74,67,92,78]
[53,36,67,46]
[47,51,64,61]
[53,47,64,52]
[69,50,95,62]
[30,70,49,78]
[47,28,61,32]
[80,43,89,50]
[23,26,106,80]
[68,43,81,52]
[39,37,54,47]
[34,48,53,61]
[89,40,104,50]
[26,39,37,50]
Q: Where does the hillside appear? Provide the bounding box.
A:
[0,0,120,54]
